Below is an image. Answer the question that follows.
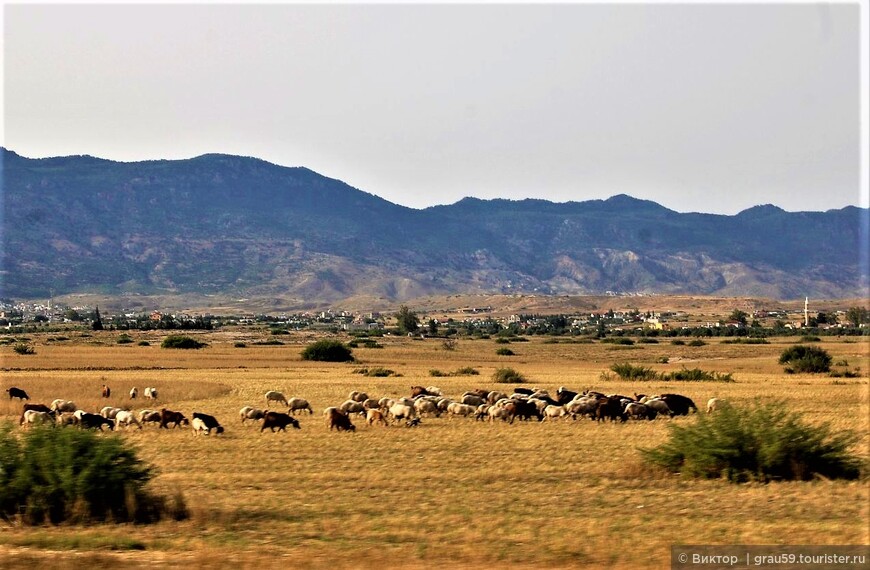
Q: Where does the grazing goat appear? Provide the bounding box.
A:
[159,409,189,429]
[192,412,224,434]
[326,408,355,432]
[261,411,300,432]
[101,385,111,398]
[144,387,158,400]
[7,387,29,401]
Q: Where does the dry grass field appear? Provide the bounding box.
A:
[1,329,868,569]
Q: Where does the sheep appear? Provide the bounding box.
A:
[413,398,440,417]
[50,399,77,413]
[287,397,314,415]
[487,390,508,405]
[239,406,266,423]
[425,386,443,396]
[362,398,381,410]
[100,406,124,419]
[565,397,598,420]
[366,409,388,426]
[378,397,394,409]
[644,398,673,418]
[706,398,727,414]
[461,394,485,407]
[130,387,139,399]
[144,387,158,400]
[447,402,477,417]
[340,400,366,416]
[543,404,567,420]
[138,409,162,425]
[265,390,288,407]
[349,390,369,403]
[624,402,656,421]
[488,405,512,423]
[23,410,53,427]
[436,397,453,413]
[114,410,142,429]
[388,403,416,423]
[55,412,77,427]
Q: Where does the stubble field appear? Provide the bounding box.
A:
[1,329,868,569]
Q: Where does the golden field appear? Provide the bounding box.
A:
[1,329,868,569]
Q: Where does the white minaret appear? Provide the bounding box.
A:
[805,297,809,327]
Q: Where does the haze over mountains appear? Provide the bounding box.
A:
[1,148,867,307]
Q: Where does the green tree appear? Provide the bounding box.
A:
[427,319,438,336]
[779,345,832,373]
[91,306,103,331]
[395,305,420,334]
[728,309,748,325]
[845,307,869,327]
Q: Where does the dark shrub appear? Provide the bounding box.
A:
[610,362,657,381]
[779,345,832,373]
[12,343,35,355]
[493,368,526,384]
[301,339,354,362]
[161,335,207,349]
[641,401,862,482]
[496,347,515,356]
[688,339,706,347]
[0,423,187,524]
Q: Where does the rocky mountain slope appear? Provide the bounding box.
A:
[2,148,866,304]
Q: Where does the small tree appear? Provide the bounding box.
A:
[728,309,748,325]
[92,306,104,331]
[395,305,420,334]
[301,339,354,362]
[779,345,832,373]
[845,307,869,328]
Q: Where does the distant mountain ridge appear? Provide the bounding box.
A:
[2,148,867,304]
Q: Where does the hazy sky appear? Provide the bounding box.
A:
[2,2,867,214]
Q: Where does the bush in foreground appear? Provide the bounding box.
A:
[161,335,207,349]
[0,423,187,524]
[641,401,862,483]
[492,367,527,384]
[301,339,354,362]
[779,345,832,373]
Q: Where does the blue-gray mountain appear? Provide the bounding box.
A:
[2,148,867,302]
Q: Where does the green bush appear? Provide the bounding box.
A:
[12,343,35,355]
[800,335,821,343]
[641,401,862,482]
[117,334,134,344]
[234,342,247,348]
[779,345,832,373]
[0,423,188,524]
[661,368,734,382]
[347,339,383,349]
[253,339,284,346]
[601,337,635,345]
[353,367,397,377]
[688,339,706,347]
[494,338,511,344]
[492,368,527,384]
[429,366,480,377]
[671,339,686,346]
[610,362,657,381]
[137,341,150,347]
[301,340,354,362]
[496,347,515,356]
[160,335,207,349]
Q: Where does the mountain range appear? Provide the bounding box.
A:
[2,148,867,307]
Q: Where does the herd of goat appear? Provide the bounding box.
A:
[5,384,719,435]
